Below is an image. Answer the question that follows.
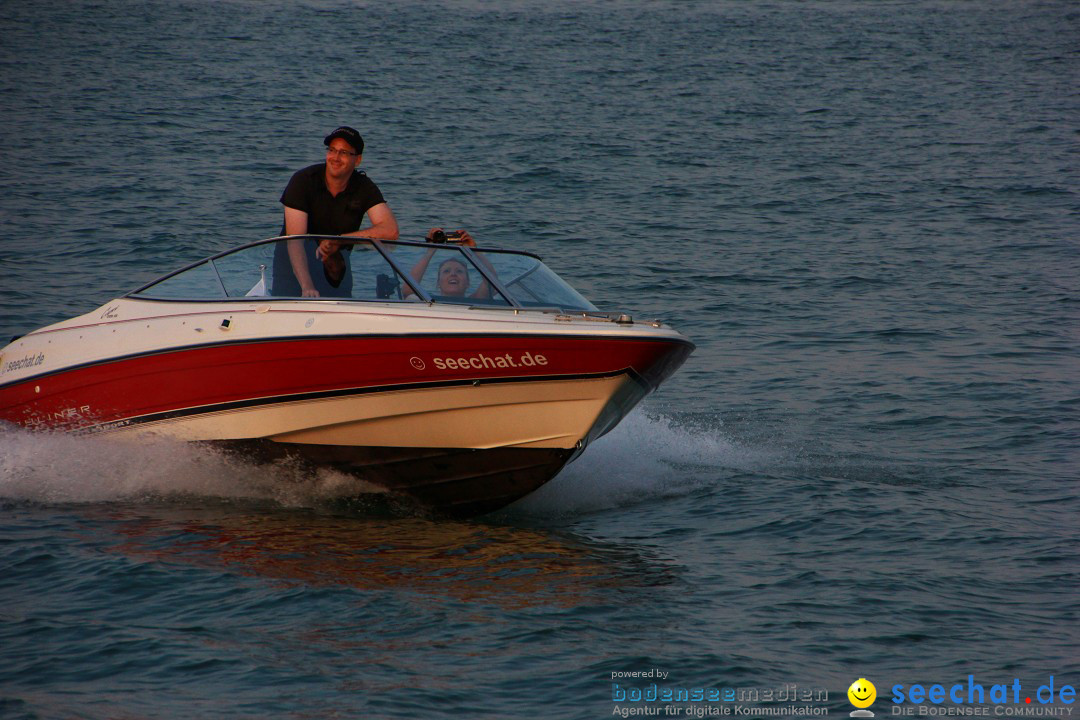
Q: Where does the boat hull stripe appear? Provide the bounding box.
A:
[88,368,642,433]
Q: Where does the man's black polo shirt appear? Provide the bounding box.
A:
[280,163,385,234]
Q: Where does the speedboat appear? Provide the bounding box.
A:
[0,235,693,515]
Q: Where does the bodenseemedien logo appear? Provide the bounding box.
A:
[849,678,877,718]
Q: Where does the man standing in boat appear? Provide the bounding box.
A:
[272,126,399,297]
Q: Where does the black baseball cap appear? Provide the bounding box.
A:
[323,126,364,155]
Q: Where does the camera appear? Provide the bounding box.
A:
[429,230,463,244]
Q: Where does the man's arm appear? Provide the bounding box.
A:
[311,201,398,273]
[283,206,320,297]
[284,205,308,236]
[317,202,400,268]
[341,203,399,241]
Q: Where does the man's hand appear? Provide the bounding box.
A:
[315,239,342,261]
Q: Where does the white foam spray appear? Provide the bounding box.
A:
[511,408,779,515]
[0,424,380,507]
[1,409,771,515]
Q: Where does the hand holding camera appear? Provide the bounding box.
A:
[428,229,463,244]
[426,228,475,246]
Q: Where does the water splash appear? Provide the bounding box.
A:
[0,423,381,507]
[511,409,778,515]
[0,410,764,515]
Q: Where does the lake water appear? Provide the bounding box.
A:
[1,1,1077,719]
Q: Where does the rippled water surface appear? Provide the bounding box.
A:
[1,1,1078,719]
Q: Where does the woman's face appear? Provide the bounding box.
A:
[437,260,469,296]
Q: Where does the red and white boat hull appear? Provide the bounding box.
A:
[1,300,693,514]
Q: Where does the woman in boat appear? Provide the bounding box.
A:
[404,228,496,300]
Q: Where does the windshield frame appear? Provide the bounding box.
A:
[125,235,586,312]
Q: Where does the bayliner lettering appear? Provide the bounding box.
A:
[25,405,91,429]
[432,352,548,371]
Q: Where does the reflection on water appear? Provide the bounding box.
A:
[99,503,676,609]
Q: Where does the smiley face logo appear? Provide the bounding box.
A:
[848,678,876,709]
[409,357,426,370]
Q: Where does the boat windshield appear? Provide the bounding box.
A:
[128,236,597,312]
[468,247,596,310]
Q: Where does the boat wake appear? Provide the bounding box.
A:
[0,409,768,516]
[510,409,777,515]
[0,422,382,508]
